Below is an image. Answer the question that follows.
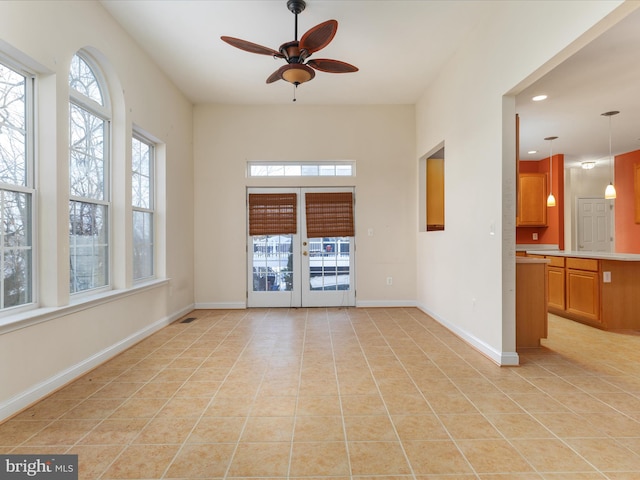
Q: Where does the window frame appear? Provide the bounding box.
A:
[131,130,155,282]
[0,55,36,314]
[68,51,112,296]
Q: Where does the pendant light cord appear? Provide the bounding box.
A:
[608,114,613,183]
[549,140,553,194]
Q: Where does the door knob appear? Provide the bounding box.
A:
[303,251,308,256]
[303,241,307,246]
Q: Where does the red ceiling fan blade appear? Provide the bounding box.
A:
[221,36,284,58]
[307,58,358,74]
[266,68,283,84]
[299,19,337,54]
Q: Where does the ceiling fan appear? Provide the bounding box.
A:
[221,0,358,89]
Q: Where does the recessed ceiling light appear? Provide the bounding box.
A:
[528,150,537,154]
[532,95,548,102]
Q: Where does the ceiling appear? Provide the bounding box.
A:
[516,6,640,169]
[101,0,495,105]
[100,1,640,168]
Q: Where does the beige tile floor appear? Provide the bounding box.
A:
[3,308,640,479]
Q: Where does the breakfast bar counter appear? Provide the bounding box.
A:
[525,250,640,330]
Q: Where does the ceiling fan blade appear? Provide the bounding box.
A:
[221,36,284,57]
[266,68,283,84]
[299,19,337,54]
[307,58,358,74]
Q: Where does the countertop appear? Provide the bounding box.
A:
[516,257,550,264]
[516,244,558,252]
[526,250,640,262]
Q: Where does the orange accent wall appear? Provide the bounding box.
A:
[614,150,640,253]
[516,155,564,249]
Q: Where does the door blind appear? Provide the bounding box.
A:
[305,192,354,237]
[248,193,297,235]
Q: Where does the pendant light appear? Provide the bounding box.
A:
[602,110,619,199]
[545,136,557,207]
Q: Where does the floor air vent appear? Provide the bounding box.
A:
[180,317,197,323]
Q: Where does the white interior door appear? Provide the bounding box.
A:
[247,187,355,308]
[577,197,612,252]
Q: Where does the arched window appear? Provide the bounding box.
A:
[68,52,110,294]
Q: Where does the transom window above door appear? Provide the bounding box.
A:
[248,161,355,177]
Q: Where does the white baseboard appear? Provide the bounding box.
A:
[0,306,191,422]
[194,302,246,310]
[356,300,417,308]
[416,303,519,366]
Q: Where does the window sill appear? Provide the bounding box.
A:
[0,278,170,335]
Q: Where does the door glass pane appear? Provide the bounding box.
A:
[308,237,350,291]
[252,234,293,292]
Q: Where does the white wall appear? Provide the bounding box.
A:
[1,0,635,423]
[193,105,416,308]
[0,1,194,420]
[415,0,629,365]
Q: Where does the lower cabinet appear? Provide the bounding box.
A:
[547,266,565,310]
[564,257,600,325]
[516,258,548,349]
[547,256,566,311]
[534,255,602,328]
[566,268,600,324]
[528,253,640,330]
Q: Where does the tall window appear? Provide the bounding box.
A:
[69,53,110,294]
[132,134,154,280]
[0,59,34,309]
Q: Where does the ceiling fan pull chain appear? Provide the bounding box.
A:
[292,84,297,102]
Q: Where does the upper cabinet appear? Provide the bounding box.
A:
[517,173,547,227]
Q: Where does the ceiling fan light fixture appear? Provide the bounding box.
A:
[280,64,315,85]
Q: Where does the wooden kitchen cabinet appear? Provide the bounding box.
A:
[548,266,565,310]
[565,258,600,326]
[530,252,640,331]
[516,257,548,349]
[517,173,547,227]
[546,256,565,310]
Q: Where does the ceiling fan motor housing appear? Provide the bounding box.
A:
[279,41,308,64]
[287,0,306,15]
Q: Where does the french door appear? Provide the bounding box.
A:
[247,187,355,307]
